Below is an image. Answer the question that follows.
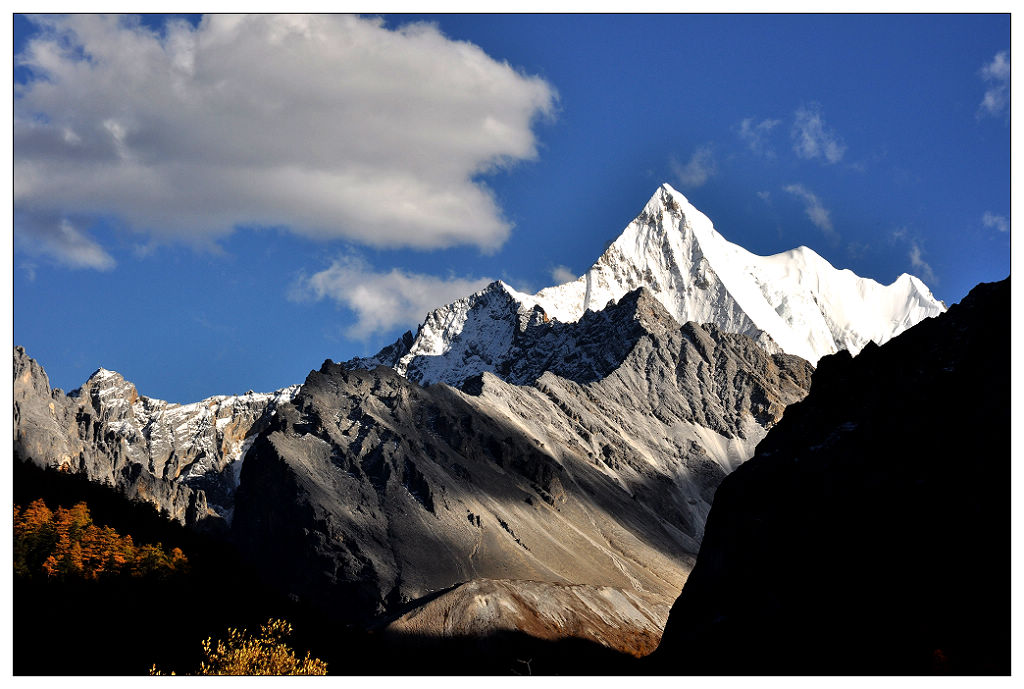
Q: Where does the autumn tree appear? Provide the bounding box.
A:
[13,498,187,580]
[150,619,327,676]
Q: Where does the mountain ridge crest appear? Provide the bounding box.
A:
[346,183,946,386]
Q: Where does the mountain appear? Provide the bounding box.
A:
[13,286,812,656]
[651,277,1010,674]
[14,346,297,527]
[13,181,948,662]
[229,288,813,645]
[348,183,945,386]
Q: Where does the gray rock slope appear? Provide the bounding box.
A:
[230,288,813,649]
[13,346,296,526]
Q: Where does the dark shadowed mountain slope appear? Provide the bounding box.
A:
[651,277,1010,675]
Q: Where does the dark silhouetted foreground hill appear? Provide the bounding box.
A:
[652,277,1009,674]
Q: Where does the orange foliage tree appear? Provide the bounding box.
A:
[13,498,188,580]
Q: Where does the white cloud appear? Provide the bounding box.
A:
[738,117,781,157]
[891,227,938,285]
[20,261,37,282]
[293,254,492,339]
[757,190,772,204]
[14,14,557,268]
[846,241,868,260]
[15,215,116,270]
[978,51,1010,118]
[908,241,937,284]
[791,103,846,164]
[982,211,1009,233]
[671,144,717,188]
[549,264,577,284]
[981,50,1011,80]
[783,184,837,242]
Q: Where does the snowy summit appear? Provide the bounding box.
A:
[348,184,946,386]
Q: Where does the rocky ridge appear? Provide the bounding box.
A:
[13,346,297,526]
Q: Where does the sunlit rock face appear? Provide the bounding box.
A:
[384,578,670,658]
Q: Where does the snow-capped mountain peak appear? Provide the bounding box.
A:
[346,184,946,386]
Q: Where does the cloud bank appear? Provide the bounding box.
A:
[791,104,846,164]
[15,14,557,268]
[294,254,492,339]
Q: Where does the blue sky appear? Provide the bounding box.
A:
[13,13,1011,403]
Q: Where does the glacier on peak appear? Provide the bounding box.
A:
[346,183,946,386]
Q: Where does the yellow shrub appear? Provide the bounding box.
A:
[151,619,327,676]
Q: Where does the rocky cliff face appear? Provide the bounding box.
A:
[229,288,813,648]
[652,278,1010,674]
[13,346,297,527]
